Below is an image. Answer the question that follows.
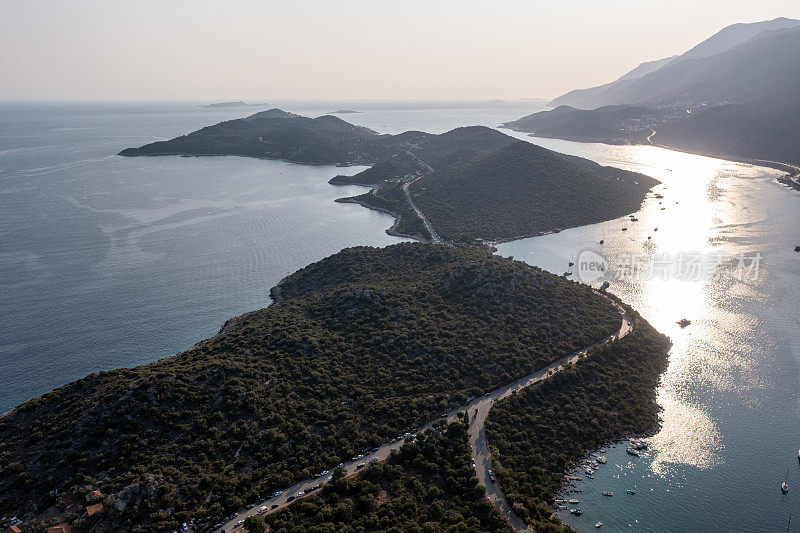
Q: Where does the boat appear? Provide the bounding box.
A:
[797,448,800,462]
[569,499,579,504]
[621,227,628,231]
[626,447,639,456]
[564,271,573,277]
[597,456,607,464]
[677,318,691,328]
[570,509,583,516]
[795,245,800,253]
[600,281,610,290]
[626,489,635,495]
[654,227,658,231]
[782,468,790,494]
[602,491,613,497]
[599,449,606,453]
[596,522,603,528]
[598,239,604,245]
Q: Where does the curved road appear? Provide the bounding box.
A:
[217,300,632,533]
[402,150,442,243]
[402,180,442,243]
[469,302,632,531]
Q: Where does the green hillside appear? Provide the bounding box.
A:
[0,243,621,532]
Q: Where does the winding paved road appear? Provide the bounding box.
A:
[402,180,442,243]
[402,150,442,243]
[217,299,632,533]
[469,302,632,532]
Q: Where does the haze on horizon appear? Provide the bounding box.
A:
[2,0,799,101]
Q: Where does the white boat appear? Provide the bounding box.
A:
[569,499,579,504]
[596,522,603,528]
[783,468,790,494]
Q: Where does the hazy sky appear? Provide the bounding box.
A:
[2,0,799,100]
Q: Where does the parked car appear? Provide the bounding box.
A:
[357,462,366,469]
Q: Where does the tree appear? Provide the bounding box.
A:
[332,465,347,481]
[243,515,266,533]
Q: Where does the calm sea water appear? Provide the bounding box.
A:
[1,100,798,531]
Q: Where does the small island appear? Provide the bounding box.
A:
[200,101,269,108]
[328,109,359,114]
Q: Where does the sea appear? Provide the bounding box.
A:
[1,100,798,532]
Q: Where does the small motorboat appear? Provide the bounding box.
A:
[597,456,607,464]
[598,239,604,245]
[677,318,691,328]
[626,447,639,457]
[626,489,635,495]
[596,522,603,528]
[570,509,583,516]
[602,491,613,497]
[569,499,579,504]
[600,281,610,290]
[621,227,628,231]
[564,271,573,277]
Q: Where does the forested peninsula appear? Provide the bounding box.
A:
[1,243,627,532]
[120,110,658,243]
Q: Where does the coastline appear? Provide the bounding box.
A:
[334,196,431,241]
[500,126,800,190]
[118,150,378,168]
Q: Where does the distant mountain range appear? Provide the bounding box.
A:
[550,17,800,109]
[121,110,657,243]
[507,18,800,167]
